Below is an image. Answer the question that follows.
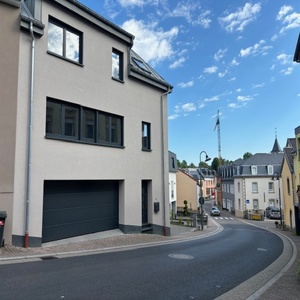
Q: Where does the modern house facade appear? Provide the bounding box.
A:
[0,0,172,247]
[219,139,284,218]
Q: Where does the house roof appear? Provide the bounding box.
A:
[283,138,296,174]
[20,0,172,91]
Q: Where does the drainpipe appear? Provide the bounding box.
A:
[24,22,35,248]
[161,87,171,236]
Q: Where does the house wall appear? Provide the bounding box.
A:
[0,1,21,244]
[281,158,294,229]
[169,172,177,214]
[176,170,198,211]
[8,1,170,245]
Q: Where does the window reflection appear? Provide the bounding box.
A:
[48,22,63,56]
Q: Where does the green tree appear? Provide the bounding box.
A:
[198,161,210,168]
[211,157,219,172]
[243,152,253,160]
[189,162,196,168]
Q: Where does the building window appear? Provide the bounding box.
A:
[252,182,258,193]
[238,182,240,193]
[46,98,123,147]
[47,17,82,64]
[267,165,273,175]
[251,166,257,175]
[268,182,274,193]
[171,181,174,199]
[287,178,291,195]
[142,122,151,150]
[253,199,259,210]
[112,49,124,81]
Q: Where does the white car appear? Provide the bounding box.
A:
[210,207,220,216]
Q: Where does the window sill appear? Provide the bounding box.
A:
[45,135,124,149]
[112,77,125,83]
[47,51,84,67]
[142,148,152,152]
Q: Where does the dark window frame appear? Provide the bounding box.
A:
[112,48,124,82]
[142,121,151,151]
[47,16,83,65]
[46,98,124,147]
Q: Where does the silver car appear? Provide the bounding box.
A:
[210,207,220,216]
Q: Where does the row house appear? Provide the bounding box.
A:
[0,0,172,247]
[219,138,284,218]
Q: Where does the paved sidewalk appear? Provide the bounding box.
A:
[0,217,299,299]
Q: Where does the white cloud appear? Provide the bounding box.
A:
[277,53,291,64]
[237,95,253,101]
[178,80,194,88]
[230,58,239,66]
[252,83,264,89]
[280,67,293,75]
[182,103,196,112]
[277,5,293,20]
[168,114,179,120]
[204,65,218,74]
[204,96,219,102]
[169,1,212,28]
[122,19,178,65]
[219,3,261,32]
[276,5,300,34]
[214,49,227,61]
[170,57,186,69]
[218,70,228,78]
[239,40,272,57]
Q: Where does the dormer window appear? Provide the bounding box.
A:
[267,165,273,175]
[251,166,257,175]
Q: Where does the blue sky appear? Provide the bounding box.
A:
[80,0,300,165]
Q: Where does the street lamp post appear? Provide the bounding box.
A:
[272,172,282,226]
[198,151,211,230]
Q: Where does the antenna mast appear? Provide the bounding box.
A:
[214,110,221,164]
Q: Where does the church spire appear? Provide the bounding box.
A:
[271,128,282,153]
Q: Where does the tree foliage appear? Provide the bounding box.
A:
[243,152,253,160]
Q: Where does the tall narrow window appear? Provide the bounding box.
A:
[287,178,291,195]
[82,108,95,141]
[142,122,151,150]
[64,105,79,138]
[252,182,258,193]
[48,17,82,63]
[112,49,123,81]
[268,182,274,193]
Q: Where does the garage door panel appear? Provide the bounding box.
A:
[43,216,118,242]
[43,180,119,243]
[43,203,117,226]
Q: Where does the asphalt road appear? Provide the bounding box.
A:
[0,219,283,300]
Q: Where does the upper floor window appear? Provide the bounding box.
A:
[252,182,258,193]
[142,122,151,150]
[268,182,274,193]
[238,182,240,193]
[46,98,123,147]
[112,49,124,81]
[251,166,257,175]
[287,178,291,195]
[47,17,82,64]
[267,165,273,175]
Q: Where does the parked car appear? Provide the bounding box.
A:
[265,206,281,219]
[210,207,220,216]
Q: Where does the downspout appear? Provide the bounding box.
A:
[161,87,171,236]
[24,22,35,248]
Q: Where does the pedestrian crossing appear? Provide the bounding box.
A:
[213,216,235,220]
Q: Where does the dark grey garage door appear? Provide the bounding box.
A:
[43,180,119,243]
